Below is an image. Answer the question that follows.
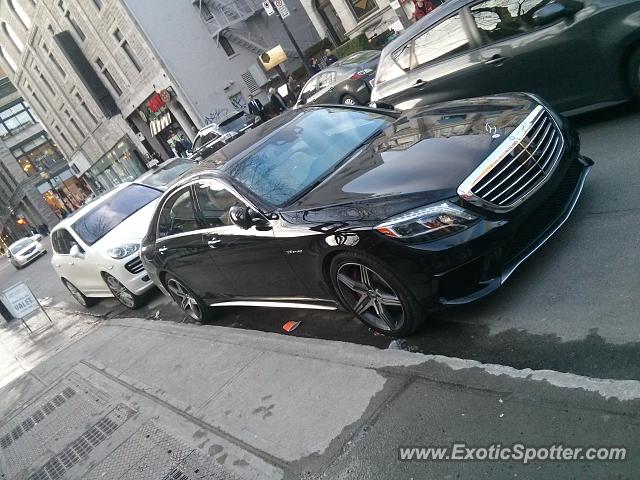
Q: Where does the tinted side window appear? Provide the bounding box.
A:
[194,180,243,229]
[299,77,318,104]
[412,14,470,67]
[317,71,336,88]
[471,0,552,42]
[157,188,200,238]
[53,229,76,254]
[194,131,219,150]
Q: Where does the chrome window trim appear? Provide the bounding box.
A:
[457,105,565,212]
[210,300,337,310]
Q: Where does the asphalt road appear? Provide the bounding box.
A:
[1,103,639,381]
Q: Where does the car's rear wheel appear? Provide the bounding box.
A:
[103,273,143,309]
[63,279,97,308]
[629,48,640,99]
[341,94,359,106]
[165,275,212,322]
[329,252,424,336]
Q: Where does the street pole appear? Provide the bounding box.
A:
[268,0,313,77]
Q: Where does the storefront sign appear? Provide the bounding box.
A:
[2,282,39,318]
[159,89,171,104]
[259,45,288,71]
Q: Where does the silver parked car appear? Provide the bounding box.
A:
[7,237,47,270]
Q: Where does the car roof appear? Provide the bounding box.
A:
[51,182,162,232]
[383,0,469,53]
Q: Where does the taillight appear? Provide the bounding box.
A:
[350,68,373,80]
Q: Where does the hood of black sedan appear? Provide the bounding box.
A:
[285,94,539,222]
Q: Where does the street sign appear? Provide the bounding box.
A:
[1,282,52,333]
[2,282,39,318]
[273,0,290,18]
[262,0,275,16]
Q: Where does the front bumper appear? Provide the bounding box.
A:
[106,255,154,295]
[372,148,592,308]
[14,247,46,267]
[435,155,592,305]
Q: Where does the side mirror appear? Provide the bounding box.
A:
[532,2,578,26]
[69,244,85,259]
[229,206,271,230]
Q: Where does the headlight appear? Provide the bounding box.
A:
[375,202,477,240]
[107,243,140,259]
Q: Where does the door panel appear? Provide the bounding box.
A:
[469,0,600,111]
[193,179,306,299]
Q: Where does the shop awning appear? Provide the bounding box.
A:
[150,112,173,136]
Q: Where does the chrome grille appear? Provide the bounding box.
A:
[124,257,144,274]
[458,106,564,211]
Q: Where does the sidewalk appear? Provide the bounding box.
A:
[0,313,638,479]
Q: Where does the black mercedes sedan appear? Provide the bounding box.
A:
[371,0,640,115]
[141,95,592,336]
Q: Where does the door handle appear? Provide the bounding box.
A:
[484,55,505,66]
[158,246,168,253]
[412,79,428,89]
[207,238,221,248]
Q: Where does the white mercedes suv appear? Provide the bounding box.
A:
[50,182,163,309]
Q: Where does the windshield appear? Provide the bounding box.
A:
[218,113,248,134]
[72,184,162,245]
[137,159,195,187]
[226,108,391,207]
[9,238,33,254]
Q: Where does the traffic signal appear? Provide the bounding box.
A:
[16,217,27,226]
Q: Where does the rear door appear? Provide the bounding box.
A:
[193,179,307,299]
[467,0,600,111]
[154,185,228,300]
[375,11,483,110]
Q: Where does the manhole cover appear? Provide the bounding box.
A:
[84,422,240,480]
[0,372,113,479]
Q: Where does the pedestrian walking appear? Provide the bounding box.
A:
[287,75,301,104]
[269,88,287,114]
[248,94,266,121]
[179,133,192,152]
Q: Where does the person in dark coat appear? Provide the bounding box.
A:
[248,94,266,121]
[310,57,321,74]
[323,49,338,67]
[269,88,287,114]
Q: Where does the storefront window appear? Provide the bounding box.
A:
[85,137,147,193]
[12,134,64,176]
[347,0,378,20]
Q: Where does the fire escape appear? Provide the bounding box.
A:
[194,0,298,57]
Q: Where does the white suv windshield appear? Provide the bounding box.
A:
[72,184,161,246]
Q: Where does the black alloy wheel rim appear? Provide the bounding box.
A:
[105,275,136,308]
[336,262,405,332]
[167,278,202,321]
[66,282,87,307]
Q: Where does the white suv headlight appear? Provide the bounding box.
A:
[375,202,477,240]
[107,243,140,259]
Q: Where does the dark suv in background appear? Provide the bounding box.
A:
[371,0,640,114]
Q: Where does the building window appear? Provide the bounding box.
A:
[11,134,64,177]
[2,22,24,52]
[48,53,66,77]
[0,46,17,71]
[96,57,123,96]
[219,36,235,57]
[0,100,36,139]
[346,0,378,21]
[65,109,85,137]
[8,0,31,30]
[54,124,72,149]
[113,28,143,72]
[65,11,86,41]
[92,0,103,10]
[39,74,55,95]
[75,92,97,124]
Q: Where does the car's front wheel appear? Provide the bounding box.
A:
[165,274,212,322]
[63,279,97,308]
[103,273,143,309]
[341,94,359,106]
[329,252,425,336]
